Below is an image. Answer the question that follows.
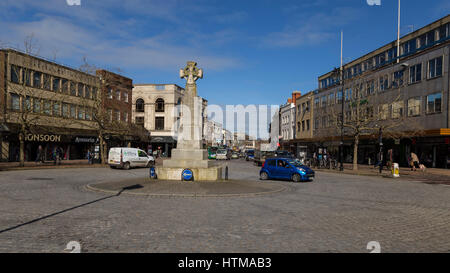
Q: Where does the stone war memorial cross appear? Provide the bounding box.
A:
[156,61,223,181]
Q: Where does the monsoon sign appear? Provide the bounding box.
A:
[25,134,62,142]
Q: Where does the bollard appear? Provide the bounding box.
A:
[391,163,400,178]
[225,165,229,180]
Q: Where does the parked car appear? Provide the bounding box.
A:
[245,149,255,161]
[259,157,315,182]
[108,147,155,170]
[216,149,231,160]
[231,152,239,159]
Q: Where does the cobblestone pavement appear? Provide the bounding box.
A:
[0,159,450,253]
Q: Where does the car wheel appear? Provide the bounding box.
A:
[260,172,269,180]
[292,173,301,182]
[123,162,130,170]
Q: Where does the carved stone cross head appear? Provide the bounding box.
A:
[179,61,203,85]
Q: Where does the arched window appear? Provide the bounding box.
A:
[136,98,145,112]
[155,98,165,112]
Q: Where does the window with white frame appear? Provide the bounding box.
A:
[428,56,443,79]
[407,97,421,117]
[409,63,422,84]
[426,93,442,114]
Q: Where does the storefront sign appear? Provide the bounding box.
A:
[25,134,61,142]
[74,137,97,143]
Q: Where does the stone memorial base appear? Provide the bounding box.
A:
[155,166,223,181]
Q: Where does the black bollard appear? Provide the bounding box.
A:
[225,165,228,180]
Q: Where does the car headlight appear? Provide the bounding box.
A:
[297,167,306,173]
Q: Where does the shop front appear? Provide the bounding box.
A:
[149,136,177,158]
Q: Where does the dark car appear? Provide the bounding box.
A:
[259,158,315,182]
[245,149,255,161]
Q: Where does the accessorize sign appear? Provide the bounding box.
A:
[25,134,62,142]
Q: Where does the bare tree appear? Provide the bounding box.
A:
[323,68,424,170]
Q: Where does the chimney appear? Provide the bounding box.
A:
[292,91,302,105]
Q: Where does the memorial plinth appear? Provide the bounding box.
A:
[156,61,222,181]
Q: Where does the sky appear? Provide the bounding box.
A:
[0,0,449,137]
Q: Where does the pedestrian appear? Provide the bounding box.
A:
[410,152,420,171]
[35,145,43,164]
[53,146,58,165]
[87,149,92,164]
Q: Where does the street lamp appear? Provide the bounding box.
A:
[332,67,345,172]
[378,126,383,174]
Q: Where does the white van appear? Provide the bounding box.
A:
[108,147,155,170]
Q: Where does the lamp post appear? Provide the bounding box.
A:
[378,126,383,174]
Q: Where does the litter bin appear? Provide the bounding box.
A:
[392,163,400,178]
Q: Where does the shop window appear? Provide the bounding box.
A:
[155,117,164,130]
[155,98,165,112]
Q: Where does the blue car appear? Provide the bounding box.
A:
[259,158,315,182]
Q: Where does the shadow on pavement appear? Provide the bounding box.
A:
[0,184,142,234]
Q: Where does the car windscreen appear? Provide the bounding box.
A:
[217,149,226,154]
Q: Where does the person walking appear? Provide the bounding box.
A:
[35,145,44,164]
[87,149,92,164]
[410,152,420,171]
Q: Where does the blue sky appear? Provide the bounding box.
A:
[0,0,449,108]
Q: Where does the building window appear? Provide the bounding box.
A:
[379,104,389,120]
[123,92,129,103]
[70,105,76,118]
[115,90,121,100]
[92,87,98,99]
[62,103,69,117]
[107,88,113,99]
[78,107,85,120]
[409,63,422,84]
[366,80,375,95]
[33,71,41,88]
[391,101,404,119]
[407,97,421,117]
[23,96,31,112]
[328,93,335,105]
[136,116,144,126]
[85,108,91,120]
[306,120,310,131]
[85,86,91,99]
[23,69,31,86]
[43,100,51,115]
[314,118,320,130]
[70,82,76,96]
[322,116,327,128]
[115,110,120,121]
[321,96,327,108]
[155,98,165,112]
[428,56,443,79]
[301,121,305,131]
[10,93,20,111]
[61,79,69,94]
[43,74,51,90]
[314,97,319,108]
[107,109,112,122]
[10,65,20,83]
[155,117,164,130]
[136,99,145,112]
[344,88,352,101]
[52,102,60,116]
[52,77,60,92]
[392,70,404,88]
[33,98,41,113]
[77,83,84,97]
[337,90,343,104]
[379,75,388,91]
[426,93,442,114]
